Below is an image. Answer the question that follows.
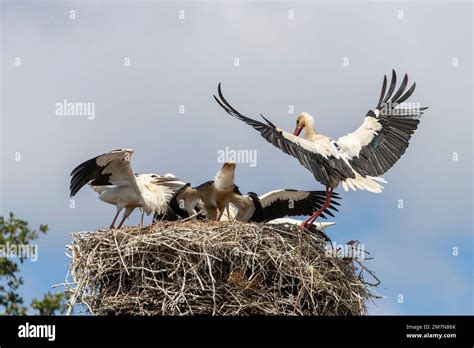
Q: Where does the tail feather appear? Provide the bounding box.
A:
[341,174,386,193]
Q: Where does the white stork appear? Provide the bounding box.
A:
[69,149,184,228]
[169,162,239,221]
[214,70,427,226]
[226,189,340,222]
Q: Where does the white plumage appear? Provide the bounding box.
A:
[70,149,184,228]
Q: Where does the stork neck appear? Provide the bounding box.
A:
[304,126,317,141]
[214,171,235,191]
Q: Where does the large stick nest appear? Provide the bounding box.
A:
[66,221,378,315]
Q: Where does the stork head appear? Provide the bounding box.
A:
[221,162,236,172]
[293,112,315,136]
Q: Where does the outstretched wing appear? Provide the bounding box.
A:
[136,175,174,215]
[169,183,206,218]
[214,84,355,187]
[336,70,428,176]
[258,189,341,220]
[70,149,137,197]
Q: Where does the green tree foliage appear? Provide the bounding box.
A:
[31,292,68,315]
[0,213,67,315]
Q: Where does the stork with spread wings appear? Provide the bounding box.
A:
[214,70,427,226]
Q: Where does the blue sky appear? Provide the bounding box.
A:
[1,0,472,315]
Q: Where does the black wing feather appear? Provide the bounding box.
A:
[260,190,341,221]
[214,84,355,187]
[382,70,397,104]
[70,155,113,197]
[345,71,427,177]
[169,184,192,219]
[376,75,388,108]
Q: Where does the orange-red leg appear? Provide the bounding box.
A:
[117,207,134,229]
[110,210,121,229]
[302,187,333,227]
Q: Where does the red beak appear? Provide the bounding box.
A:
[293,127,303,136]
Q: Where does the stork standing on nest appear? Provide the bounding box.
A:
[214,70,427,226]
[170,162,239,221]
[70,149,184,228]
